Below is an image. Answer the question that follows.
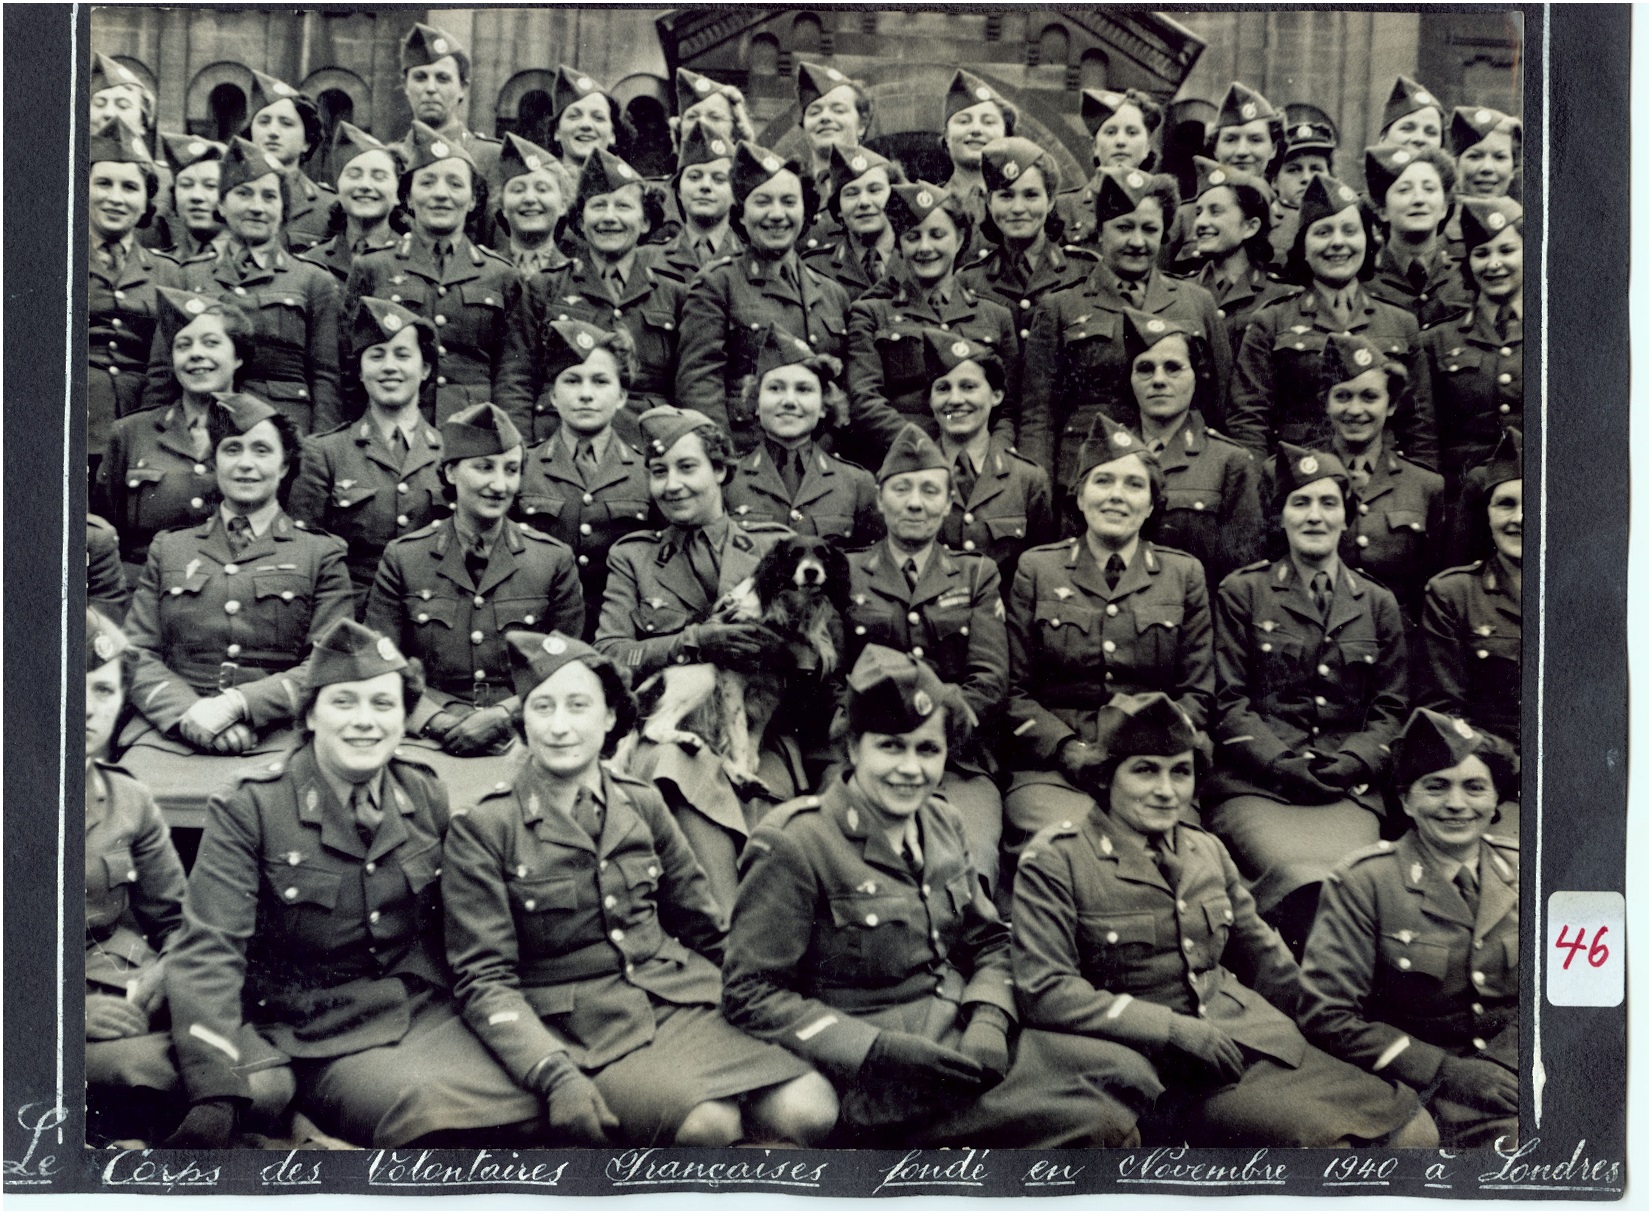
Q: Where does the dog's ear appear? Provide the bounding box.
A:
[823,541,854,614]
[750,539,790,607]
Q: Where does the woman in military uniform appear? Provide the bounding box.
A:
[724,323,879,547]
[1378,77,1446,153]
[1021,167,1229,489]
[514,321,656,636]
[547,65,623,175]
[1055,89,1163,250]
[1012,691,1436,1148]
[1363,144,1471,330]
[156,137,343,435]
[794,61,872,213]
[443,630,837,1147]
[154,132,226,263]
[163,618,543,1149]
[675,141,851,451]
[1185,157,1296,364]
[1003,423,1214,868]
[842,424,1009,890]
[1450,107,1521,200]
[801,144,900,304]
[1227,173,1435,471]
[288,297,449,610]
[121,392,354,761]
[653,122,741,285]
[1423,199,1523,502]
[89,118,180,485]
[675,67,757,150]
[490,133,576,279]
[1268,117,1338,274]
[100,287,245,584]
[1420,429,1521,752]
[297,123,403,285]
[1205,444,1410,953]
[241,69,337,256]
[1159,83,1284,272]
[1302,708,1518,1147]
[963,137,1095,355]
[1118,309,1262,588]
[724,646,1157,1148]
[937,69,1016,250]
[845,183,1018,469]
[364,404,584,762]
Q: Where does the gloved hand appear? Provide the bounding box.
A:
[1436,1054,1518,1114]
[1165,1015,1246,1086]
[163,1099,240,1149]
[1271,753,1340,802]
[1057,738,1111,796]
[694,622,790,671]
[534,1053,620,1146]
[957,1005,1011,1083]
[177,693,245,749]
[423,709,465,744]
[863,1030,989,1091]
[210,723,256,754]
[128,959,168,1017]
[443,706,515,757]
[1309,751,1371,791]
[85,993,149,1040]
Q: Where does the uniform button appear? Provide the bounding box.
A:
[369,910,381,924]
[437,375,448,386]
[1259,642,1272,653]
[108,366,120,376]
[625,962,635,974]
[1472,970,1486,986]
[365,862,376,874]
[523,899,536,911]
[223,563,240,575]
[599,860,609,871]
[1356,534,1369,547]
[470,630,484,643]
[193,463,207,475]
[579,522,593,535]
[396,514,409,526]
[1102,640,1116,653]
[1019,298,1031,309]
[281,590,294,601]
[434,315,447,326]
[577,555,589,566]
[1358,503,1369,515]
[437,285,447,296]
[1471,1002,1485,1015]
[1398,957,1411,970]
[865,913,879,927]
[1314,694,1327,706]
[962,540,975,551]
[922,883,931,896]
[111,318,123,329]
[283,886,299,901]
[390,293,402,303]
[907,611,920,624]
[397,482,410,494]
[963,512,974,524]
[126,868,138,882]
[610,928,625,942]
[234,286,246,296]
[604,895,617,909]
[1499,403,1511,414]
[1472,1037,1487,1051]
[474,669,486,680]
[1106,604,1118,617]
[582,493,594,505]
[1497,372,1513,385]
[1198,1003,1207,1016]
[1019,329,1030,340]
[1317,663,1330,676]
[648,866,658,878]
[437,345,448,356]
[224,600,241,614]
[1177,899,1188,912]
[790,509,803,521]
[226,644,241,658]
[931,930,941,942]
[109,341,119,350]
[1182,937,1194,952]
[1476,648,1490,660]
[1473,938,1484,949]
[170,586,184,596]
[1106,931,1119,944]
[113,290,125,301]
[417,612,430,623]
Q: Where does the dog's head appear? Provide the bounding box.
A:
[754,534,851,615]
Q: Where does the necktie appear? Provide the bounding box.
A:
[350,784,383,846]
[225,514,252,555]
[695,238,714,264]
[1120,280,1143,308]
[604,265,625,297]
[392,426,411,461]
[1104,553,1125,591]
[1311,570,1333,619]
[433,240,449,277]
[901,817,925,871]
[777,447,804,498]
[780,257,801,295]
[903,557,920,592]
[1455,865,1480,916]
[100,239,126,277]
[1495,306,1513,340]
[863,246,883,284]
[1148,834,1183,888]
[1406,258,1429,296]
[187,413,210,460]
[465,537,489,587]
[687,530,720,602]
[570,786,604,842]
[1347,457,1371,491]
[953,455,977,506]
[574,439,600,485]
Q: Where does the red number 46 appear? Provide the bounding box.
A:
[1555,924,1610,970]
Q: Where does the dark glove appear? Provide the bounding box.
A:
[1165,1015,1246,1086]
[1271,753,1339,802]
[422,708,466,744]
[443,706,515,757]
[533,1053,620,1146]
[1436,1054,1519,1114]
[1057,738,1111,797]
[863,1030,989,1092]
[163,1099,240,1149]
[694,622,789,671]
[1309,751,1371,791]
[957,1005,1011,1083]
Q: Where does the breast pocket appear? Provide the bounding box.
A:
[1380,933,1451,985]
[636,307,679,370]
[1034,600,1101,666]
[827,894,923,983]
[617,852,663,900]
[495,595,549,631]
[253,290,311,346]
[1201,895,1235,958]
[632,601,692,637]
[874,327,926,395]
[1077,908,1160,977]
[101,849,139,894]
[1061,312,1121,386]
[509,875,580,917]
[122,465,169,525]
[517,493,566,524]
[1129,599,1186,673]
[270,863,342,938]
[331,484,379,514]
[407,594,459,632]
[812,305,848,358]
[456,284,507,345]
[1252,628,1306,696]
[384,280,431,313]
[253,573,314,638]
[1330,636,1381,700]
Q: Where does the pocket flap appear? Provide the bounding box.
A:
[633,603,691,635]
[255,290,307,314]
[946,873,974,914]
[983,515,1027,540]
[640,307,677,333]
[1202,898,1235,933]
[124,466,166,488]
[618,853,663,888]
[1273,329,1327,355]
[274,865,341,910]
[102,850,138,887]
[1439,348,1484,373]
[459,283,505,309]
[510,875,579,913]
[1139,602,1184,631]
[496,596,550,630]
[253,574,310,603]
[1384,508,1426,533]
[1383,934,1450,978]
[333,485,378,510]
[1063,310,1118,343]
[1081,908,1158,946]
[407,595,458,628]
[526,986,578,1016]
[1163,486,1218,512]
[829,894,919,929]
[1034,601,1093,633]
[517,494,566,522]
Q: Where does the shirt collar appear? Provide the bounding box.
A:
[454,514,505,554]
[1333,434,1384,471]
[1087,534,1140,569]
[892,540,936,578]
[318,765,385,817]
[221,498,281,538]
[1413,832,1480,882]
[560,426,613,463]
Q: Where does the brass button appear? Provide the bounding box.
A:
[223,563,240,575]
[470,630,484,643]
[226,644,241,658]
[223,600,241,615]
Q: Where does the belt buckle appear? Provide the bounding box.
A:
[473,680,493,707]
[219,661,241,691]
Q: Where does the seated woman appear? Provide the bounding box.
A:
[442,629,838,1147]
[723,322,880,547]
[1205,443,1409,954]
[164,618,542,1148]
[724,646,1158,1148]
[1003,421,1213,866]
[364,403,584,767]
[84,607,293,1146]
[1302,708,1518,1147]
[121,392,353,765]
[1011,691,1436,1148]
[288,297,449,610]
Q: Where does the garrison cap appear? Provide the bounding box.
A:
[498,132,557,186]
[731,140,798,204]
[877,423,949,483]
[1473,426,1522,493]
[1192,154,1271,204]
[828,143,892,196]
[795,61,857,114]
[1459,196,1522,253]
[308,619,408,690]
[347,295,434,361]
[159,131,226,175]
[1297,171,1362,233]
[87,606,128,673]
[504,629,618,701]
[945,68,1006,121]
[154,285,251,349]
[542,318,618,380]
[1273,442,1350,500]
[400,22,471,82]
[217,136,283,196]
[332,121,390,173]
[1092,691,1201,763]
[1449,105,1521,156]
[637,405,719,459]
[1382,76,1442,133]
[1393,707,1518,796]
[401,119,479,176]
[676,67,740,117]
[1362,142,1437,203]
[1082,87,1161,136]
[1093,165,1163,226]
[677,121,734,172]
[1214,81,1277,130]
[441,403,522,462]
[754,322,826,386]
[980,136,1060,195]
[921,329,1001,384]
[1121,308,1193,364]
[574,146,643,214]
[89,116,152,168]
[1071,413,1156,492]
[845,644,953,737]
[246,68,319,128]
[883,181,950,238]
[551,64,614,125]
[90,52,152,103]
[208,391,280,435]
[1320,332,1403,395]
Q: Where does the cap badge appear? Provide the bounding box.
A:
[92,632,117,662]
[762,156,781,172]
[188,140,207,156]
[575,331,595,350]
[1240,101,1257,120]
[1393,149,1411,164]
[525,154,541,170]
[1208,169,1226,185]
[432,37,450,54]
[850,154,867,172]
[117,65,136,82]
[617,162,635,178]
[1476,108,1494,124]
[1126,171,1145,188]
[1146,318,1166,333]
[1353,347,1373,367]
[382,312,401,331]
[577,76,594,91]
[1298,455,1319,475]
[1003,160,1020,180]
[264,153,283,171]
[1415,91,1434,106]
[1452,717,1475,739]
[274,81,295,97]
[1113,431,1132,447]
[950,340,971,358]
[976,86,992,101]
[431,140,450,158]
[826,68,844,82]
[913,689,934,716]
[377,637,400,662]
[1102,92,1122,107]
[694,77,712,94]
[1487,210,1507,230]
[1337,185,1356,202]
[916,189,934,208]
[185,297,206,315]
[794,338,810,352]
[710,139,728,155]
[1296,124,1312,139]
[544,635,568,655]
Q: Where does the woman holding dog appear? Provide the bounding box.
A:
[441,629,838,1148]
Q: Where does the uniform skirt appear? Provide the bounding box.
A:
[589,1000,812,1146]
[1206,795,1379,917]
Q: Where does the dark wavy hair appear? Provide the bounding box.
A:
[737,352,850,438]
[1459,213,1525,294]
[729,166,821,245]
[1208,178,1275,267]
[1205,114,1286,179]
[1284,197,1379,286]
[825,158,909,221]
[298,657,428,732]
[1066,449,1169,545]
[214,169,292,234]
[91,158,162,230]
[205,404,304,505]
[894,193,975,269]
[509,656,639,757]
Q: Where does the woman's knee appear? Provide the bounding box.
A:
[673,1099,744,1147]
[1389,1106,1441,1149]
[247,1065,296,1124]
[748,1072,838,1146]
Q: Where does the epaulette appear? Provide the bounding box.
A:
[387,749,439,778]
[473,773,518,803]
[1022,539,1075,556]
[1430,560,1486,582]
[1000,444,1040,466]
[181,247,218,266]
[705,254,738,272]
[605,766,654,792]
[240,754,295,784]
[755,793,825,835]
[1268,282,1307,301]
[310,418,358,439]
[473,132,503,146]
[1483,833,1520,852]
[611,528,664,547]
[1147,541,1198,564]
[392,520,445,544]
[1061,245,1100,261]
[1232,557,1273,575]
[398,232,416,254]
[517,521,570,547]
[476,243,512,266]
[738,520,793,534]
[1342,839,1398,867]
[288,517,344,542]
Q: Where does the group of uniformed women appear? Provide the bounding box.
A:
[84,28,1523,1153]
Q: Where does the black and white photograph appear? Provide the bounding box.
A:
[3,1,1633,1201]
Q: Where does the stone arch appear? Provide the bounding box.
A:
[186,61,255,140]
[1038,24,1071,68]
[1080,49,1110,92]
[301,66,370,131]
[613,74,674,177]
[749,33,781,78]
[790,13,823,54]
[494,69,558,141]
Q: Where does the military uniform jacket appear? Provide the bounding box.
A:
[1012,812,1308,1066]
[1211,557,1409,807]
[844,540,1009,773]
[89,239,180,456]
[724,441,882,547]
[364,515,585,725]
[959,238,1098,352]
[98,405,218,572]
[1422,304,1523,493]
[158,242,343,433]
[88,513,129,621]
[937,435,1056,589]
[345,230,534,426]
[1020,264,1232,487]
[126,511,354,733]
[168,746,452,1102]
[443,760,728,1081]
[651,225,743,286]
[801,235,884,303]
[675,250,852,448]
[1192,261,1301,378]
[845,276,1021,464]
[287,416,450,603]
[1419,555,1521,749]
[514,430,656,637]
[298,229,399,285]
[1302,831,1519,1090]
[1053,177,1108,251]
[1144,413,1263,589]
[594,516,792,678]
[722,777,1015,1079]
[1366,243,1472,332]
[1227,287,1438,471]
[280,170,338,256]
[1007,539,1214,767]
[390,124,504,247]
[86,760,187,991]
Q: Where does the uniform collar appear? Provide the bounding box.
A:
[221,498,281,538]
